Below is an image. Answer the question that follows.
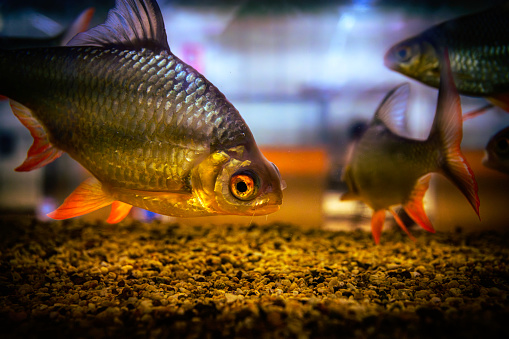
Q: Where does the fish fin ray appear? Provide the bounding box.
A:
[430,50,480,217]
[61,8,95,45]
[371,210,386,245]
[487,93,509,112]
[462,103,494,121]
[47,177,115,220]
[10,100,63,171]
[107,201,132,223]
[389,208,417,242]
[373,83,411,137]
[403,175,435,233]
[67,0,170,51]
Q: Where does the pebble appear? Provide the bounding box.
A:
[0,218,507,338]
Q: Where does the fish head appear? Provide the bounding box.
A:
[483,127,509,174]
[384,37,440,86]
[191,145,284,216]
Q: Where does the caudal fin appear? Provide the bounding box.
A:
[429,49,480,217]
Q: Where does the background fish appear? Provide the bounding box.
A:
[341,52,480,244]
[0,8,95,49]
[384,3,509,112]
[0,0,284,223]
[483,126,509,175]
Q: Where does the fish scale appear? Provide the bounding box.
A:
[0,46,248,192]
[1,0,283,222]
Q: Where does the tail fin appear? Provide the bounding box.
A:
[428,49,480,217]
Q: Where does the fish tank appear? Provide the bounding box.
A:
[0,0,508,338]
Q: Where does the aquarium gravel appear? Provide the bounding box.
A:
[0,216,508,339]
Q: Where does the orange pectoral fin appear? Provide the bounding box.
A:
[389,208,417,242]
[10,100,63,171]
[488,93,509,112]
[47,177,114,220]
[403,175,435,233]
[106,201,133,224]
[371,210,386,245]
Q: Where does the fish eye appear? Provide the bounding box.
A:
[496,138,509,153]
[396,46,412,63]
[230,171,259,201]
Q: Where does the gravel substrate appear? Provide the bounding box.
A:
[0,215,508,339]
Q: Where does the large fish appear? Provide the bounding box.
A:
[483,126,509,175]
[341,52,480,244]
[0,8,95,49]
[384,4,509,112]
[0,0,284,223]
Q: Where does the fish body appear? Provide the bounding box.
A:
[384,4,509,111]
[0,8,95,49]
[342,53,480,244]
[1,0,284,222]
[483,126,509,175]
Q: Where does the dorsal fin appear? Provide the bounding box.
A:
[67,0,170,51]
[373,83,410,137]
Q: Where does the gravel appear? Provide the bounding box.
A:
[0,214,508,338]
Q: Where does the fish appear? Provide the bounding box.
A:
[0,7,95,49]
[483,126,509,175]
[341,51,480,244]
[384,3,509,112]
[0,0,284,223]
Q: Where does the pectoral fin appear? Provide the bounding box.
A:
[402,174,435,233]
[389,208,417,242]
[10,100,63,171]
[371,209,386,245]
[48,177,115,220]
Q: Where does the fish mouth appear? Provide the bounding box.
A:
[247,194,282,216]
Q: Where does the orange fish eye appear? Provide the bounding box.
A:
[230,171,259,201]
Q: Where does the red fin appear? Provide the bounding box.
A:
[402,175,435,233]
[371,210,386,245]
[0,95,8,101]
[462,104,494,121]
[433,51,481,218]
[47,177,114,220]
[106,201,132,224]
[389,208,416,242]
[61,8,95,45]
[488,93,509,112]
[10,100,63,171]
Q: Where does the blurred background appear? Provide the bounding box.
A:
[1,0,509,232]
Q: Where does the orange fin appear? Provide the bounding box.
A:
[389,208,416,242]
[488,93,509,112]
[432,50,481,218]
[10,100,63,171]
[402,175,435,233]
[61,8,95,45]
[371,210,386,245]
[47,177,114,220]
[462,103,494,121]
[106,201,132,224]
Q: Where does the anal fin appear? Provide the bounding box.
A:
[10,100,63,171]
[48,177,114,220]
[107,201,132,224]
[403,175,435,233]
